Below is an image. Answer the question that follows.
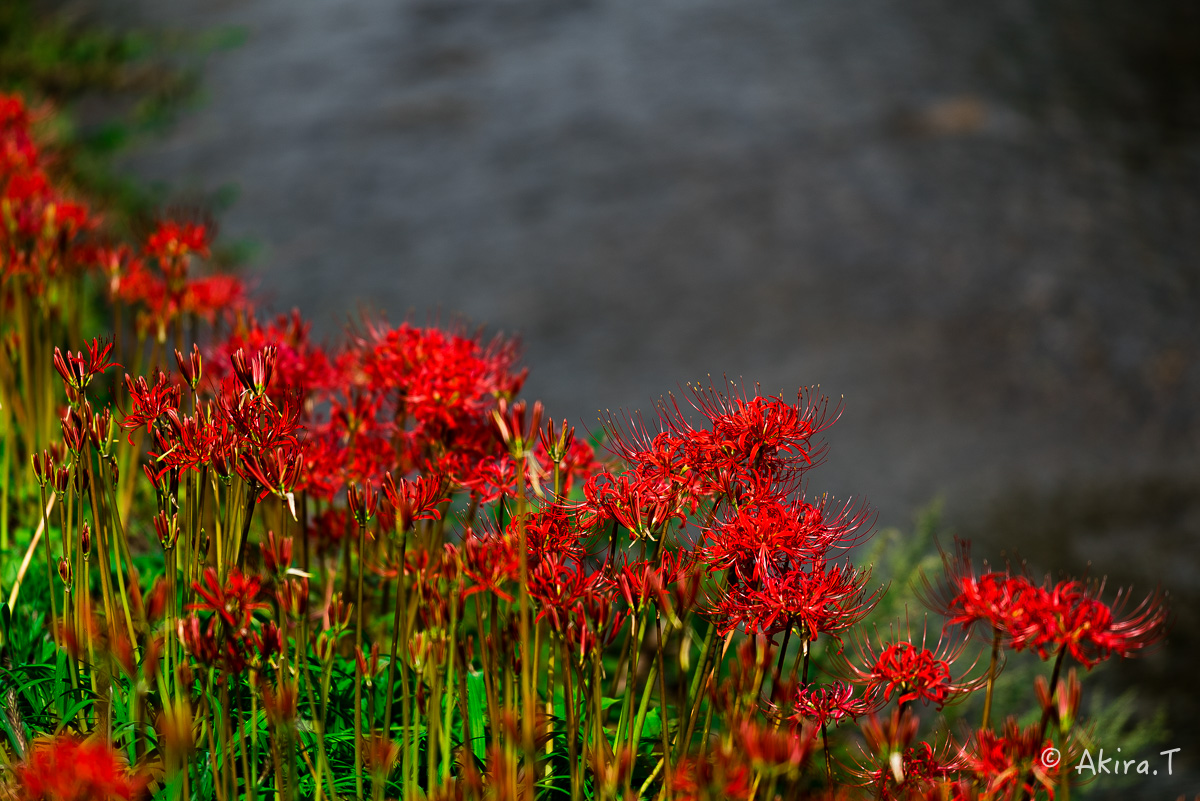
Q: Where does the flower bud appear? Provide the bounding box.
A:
[175,344,203,389]
[154,511,178,550]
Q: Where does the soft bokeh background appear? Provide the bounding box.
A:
[75,0,1200,795]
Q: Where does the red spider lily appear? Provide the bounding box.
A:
[30,449,52,487]
[301,417,396,500]
[539,416,576,463]
[241,442,306,509]
[838,619,984,709]
[231,345,277,396]
[919,539,1039,645]
[206,310,338,401]
[342,319,527,484]
[177,615,219,668]
[174,344,203,389]
[277,576,309,619]
[382,472,447,532]
[733,715,818,772]
[666,751,755,801]
[188,567,269,632]
[614,549,694,617]
[354,642,382,681]
[152,511,178,550]
[563,589,626,657]
[9,735,149,801]
[52,338,119,392]
[510,503,586,569]
[790,680,880,729]
[346,481,379,526]
[461,527,519,602]
[712,559,882,640]
[83,243,141,300]
[532,432,601,495]
[180,608,269,675]
[261,530,294,577]
[458,454,519,504]
[356,319,525,424]
[700,495,870,583]
[601,382,837,501]
[85,405,112,453]
[122,371,181,442]
[150,405,234,477]
[851,739,965,801]
[576,469,687,540]
[595,408,713,508]
[1035,668,1082,731]
[145,220,210,274]
[59,407,87,453]
[329,389,383,441]
[963,718,1059,800]
[1017,579,1169,669]
[259,620,285,661]
[697,383,835,475]
[1,173,95,252]
[0,94,39,172]
[924,541,1170,669]
[492,398,543,456]
[216,378,303,451]
[528,555,606,630]
[182,273,247,321]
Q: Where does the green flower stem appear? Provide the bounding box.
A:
[982,627,1002,730]
[353,519,367,801]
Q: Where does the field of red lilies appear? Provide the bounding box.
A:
[0,91,1185,801]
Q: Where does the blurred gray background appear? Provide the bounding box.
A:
[97,0,1200,793]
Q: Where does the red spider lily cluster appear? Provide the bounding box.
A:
[1,93,244,331]
[0,89,1182,801]
[5,735,149,801]
[923,539,1170,669]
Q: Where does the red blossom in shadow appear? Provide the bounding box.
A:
[790,680,881,729]
[836,618,984,710]
[963,717,1059,800]
[922,539,1170,669]
[188,567,269,632]
[1018,578,1170,669]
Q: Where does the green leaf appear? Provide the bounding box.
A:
[160,767,186,801]
[466,669,487,766]
[53,653,69,721]
[57,696,94,728]
[640,708,662,741]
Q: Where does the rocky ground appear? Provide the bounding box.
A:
[90,0,1200,794]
